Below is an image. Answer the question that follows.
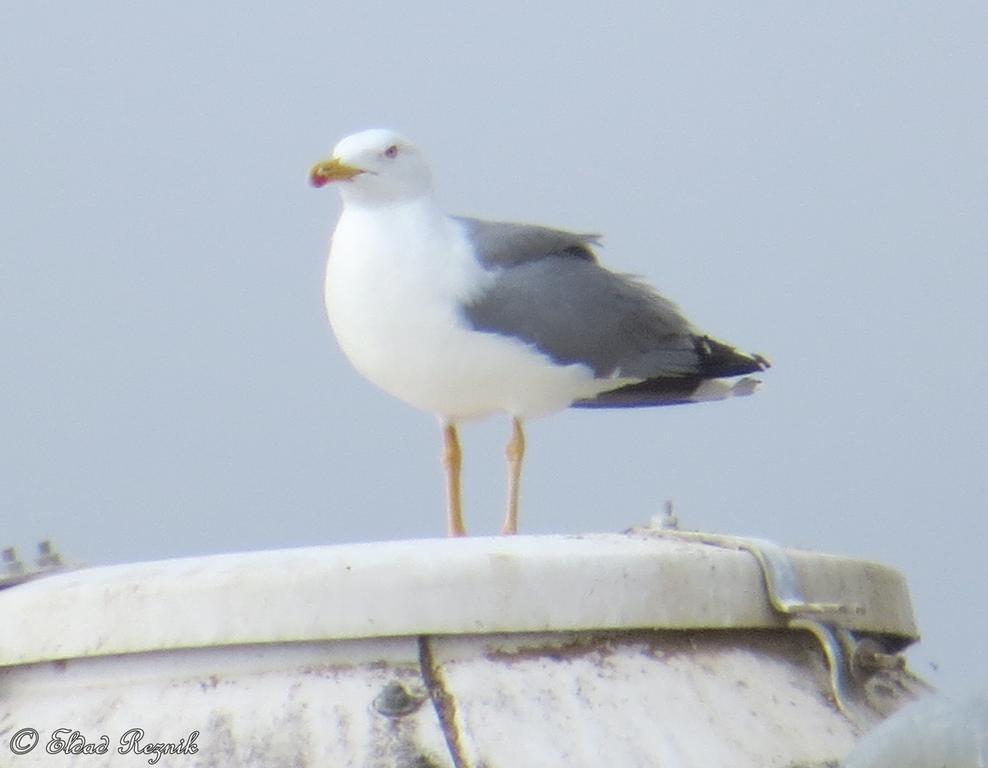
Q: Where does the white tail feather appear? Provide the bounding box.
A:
[691,376,762,402]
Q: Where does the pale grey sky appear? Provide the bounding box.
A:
[2,2,986,695]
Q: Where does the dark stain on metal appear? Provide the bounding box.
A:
[298,659,420,678]
[484,633,616,664]
[783,762,840,768]
[374,680,426,717]
[397,749,445,768]
[484,628,807,665]
[418,635,470,768]
[297,662,356,678]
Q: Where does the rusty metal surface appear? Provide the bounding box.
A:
[0,638,453,767]
[422,630,923,768]
[0,533,917,667]
[0,629,928,767]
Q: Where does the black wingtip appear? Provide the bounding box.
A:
[694,335,770,378]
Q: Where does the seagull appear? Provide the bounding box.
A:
[310,129,769,537]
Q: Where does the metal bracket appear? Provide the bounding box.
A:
[0,541,72,590]
[636,513,903,729]
[788,617,863,727]
[646,527,862,617]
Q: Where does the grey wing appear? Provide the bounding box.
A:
[457,217,770,407]
[454,216,599,268]
[462,255,704,380]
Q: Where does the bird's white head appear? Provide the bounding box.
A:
[309,129,433,206]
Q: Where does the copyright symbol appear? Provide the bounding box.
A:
[9,728,39,755]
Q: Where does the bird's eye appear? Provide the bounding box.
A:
[384,145,399,159]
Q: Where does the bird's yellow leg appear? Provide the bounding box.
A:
[502,417,525,535]
[442,423,466,537]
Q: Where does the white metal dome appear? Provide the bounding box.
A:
[0,529,928,767]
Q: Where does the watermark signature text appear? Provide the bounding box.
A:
[8,727,199,764]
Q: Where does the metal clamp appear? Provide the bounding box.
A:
[636,510,903,729]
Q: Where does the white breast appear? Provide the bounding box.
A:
[324,201,603,420]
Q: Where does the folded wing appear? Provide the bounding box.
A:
[458,218,769,408]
